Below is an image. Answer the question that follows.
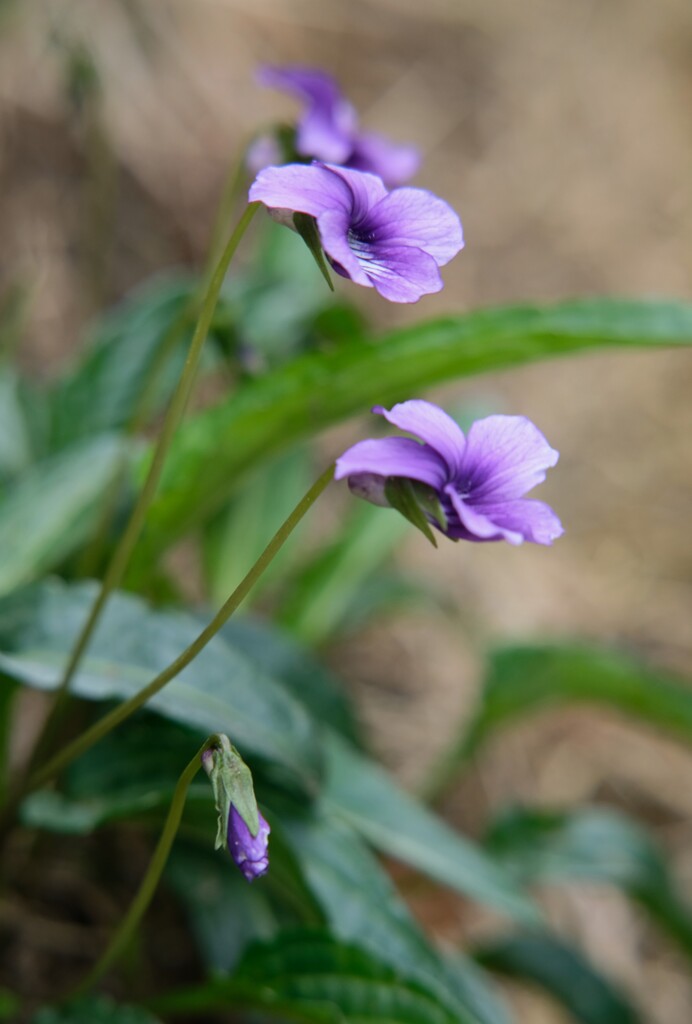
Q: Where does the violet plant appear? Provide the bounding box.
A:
[0,62,691,1024]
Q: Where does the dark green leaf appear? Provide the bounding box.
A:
[0,435,125,596]
[138,297,692,557]
[0,580,322,788]
[474,932,642,1024]
[155,930,468,1024]
[283,813,512,1024]
[32,996,161,1023]
[485,805,692,959]
[220,615,361,744]
[323,735,538,923]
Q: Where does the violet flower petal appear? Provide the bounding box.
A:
[374,400,466,478]
[249,163,353,219]
[445,485,525,545]
[258,66,357,163]
[227,805,270,882]
[317,208,373,287]
[473,497,564,545]
[359,243,443,303]
[367,187,464,265]
[350,131,421,186]
[335,436,448,490]
[460,415,560,501]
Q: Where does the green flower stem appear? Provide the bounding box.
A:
[32,202,260,745]
[70,738,213,997]
[23,463,334,799]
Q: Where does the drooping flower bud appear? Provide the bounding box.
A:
[202,736,270,882]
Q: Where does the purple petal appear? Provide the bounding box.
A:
[335,436,448,491]
[258,66,357,163]
[321,163,388,220]
[249,163,353,219]
[349,131,421,186]
[445,486,525,545]
[460,415,560,501]
[317,209,373,287]
[473,498,564,546]
[366,188,463,266]
[227,806,270,882]
[374,400,466,477]
[359,243,443,303]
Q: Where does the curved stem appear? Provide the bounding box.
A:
[70,739,212,997]
[32,203,260,753]
[22,464,334,799]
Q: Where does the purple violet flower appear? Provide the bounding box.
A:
[227,805,271,882]
[249,163,463,303]
[258,65,420,186]
[335,400,564,545]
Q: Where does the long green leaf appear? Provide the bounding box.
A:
[427,644,692,795]
[155,930,468,1024]
[138,297,692,556]
[0,580,322,787]
[0,435,125,596]
[32,998,161,1023]
[485,806,692,959]
[324,735,537,924]
[283,813,512,1024]
[474,932,642,1024]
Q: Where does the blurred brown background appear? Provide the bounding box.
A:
[2,1,692,1021]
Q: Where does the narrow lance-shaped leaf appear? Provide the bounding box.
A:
[484,805,692,961]
[425,643,692,796]
[474,932,642,1024]
[137,297,692,558]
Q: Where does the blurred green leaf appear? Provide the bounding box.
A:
[0,366,35,481]
[48,274,227,450]
[485,805,692,959]
[278,500,410,645]
[202,446,313,607]
[474,932,642,1024]
[156,930,472,1024]
[0,580,322,788]
[138,296,692,558]
[0,435,125,596]
[283,813,512,1024]
[32,997,161,1023]
[324,735,537,924]
[220,616,361,744]
[167,822,327,973]
[433,644,692,796]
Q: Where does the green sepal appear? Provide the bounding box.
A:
[384,478,441,548]
[202,735,259,850]
[292,213,335,292]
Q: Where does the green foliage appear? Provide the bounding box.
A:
[32,997,162,1023]
[0,580,322,787]
[485,805,692,959]
[277,500,411,645]
[323,735,537,923]
[474,932,642,1024]
[156,930,474,1024]
[427,643,692,794]
[0,435,125,596]
[138,297,692,558]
